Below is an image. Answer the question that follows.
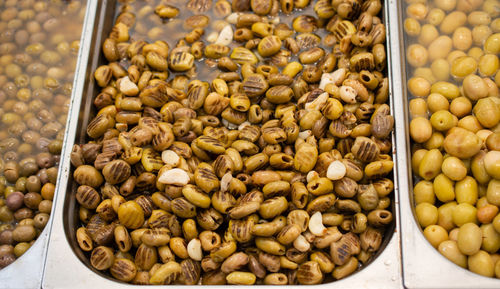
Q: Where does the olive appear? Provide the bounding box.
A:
[5,191,24,211]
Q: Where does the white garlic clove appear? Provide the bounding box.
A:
[238,121,251,131]
[157,168,190,185]
[187,238,203,261]
[326,160,347,180]
[306,171,320,183]
[215,25,233,46]
[331,68,347,85]
[118,76,139,96]
[220,172,233,193]
[340,85,357,104]
[305,92,329,111]
[319,72,335,90]
[293,234,311,252]
[298,130,312,140]
[226,12,241,24]
[222,118,238,129]
[309,211,327,236]
[161,150,180,166]
[207,31,219,43]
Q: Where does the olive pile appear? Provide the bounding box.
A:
[404,0,500,279]
[71,0,394,285]
[0,0,85,269]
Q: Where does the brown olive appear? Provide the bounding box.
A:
[5,191,24,211]
[36,152,55,169]
[12,225,36,242]
[25,175,41,193]
[0,253,16,268]
[0,230,13,245]
[14,208,34,221]
[23,192,42,210]
[33,213,49,229]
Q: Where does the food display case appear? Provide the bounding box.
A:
[1,0,499,288]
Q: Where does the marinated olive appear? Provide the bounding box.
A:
[0,0,86,269]
[67,0,396,284]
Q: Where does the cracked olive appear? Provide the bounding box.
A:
[68,0,394,284]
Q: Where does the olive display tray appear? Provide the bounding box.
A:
[0,3,94,289]
[42,0,402,288]
[392,0,500,288]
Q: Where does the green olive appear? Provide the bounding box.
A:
[408,77,431,97]
[431,81,460,99]
[478,54,499,76]
[410,117,433,143]
[463,74,489,101]
[480,224,500,254]
[423,224,448,248]
[474,97,500,128]
[433,173,455,202]
[404,18,421,36]
[441,156,467,181]
[415,202,438,228]
[468,47,485,61]
[407,44,429,67]
[484,33,500,54]
[419,149,443,181]
[455,176,478,205]
[428,36,453,61]
[493,214,500,234]
[424,132,445,150]
[409,98,428,118]
[438,240,467,268]
[472,151,492,185]
[449,97,472,118]
[430,59,450,81]
[457,222,482,255]
[450,56,477,78]
[486,179,500,206]
[438,202,457,231]
[412,149,429,173]
[414,180,435,205]
[443,127,482,159]
[468,250,495,277]
[427,8,445,24]
[452,204,478,227]
[427,93,449,113]
[419,24,439,46]
[430,110,455,131]
[452,27,472,51]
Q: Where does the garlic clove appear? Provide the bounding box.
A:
[157,168,190,185]
[215,25,233,46]
[326,160,347,181]
[187,238,203,261]
[161,150,180,166]
[309,211,327,236]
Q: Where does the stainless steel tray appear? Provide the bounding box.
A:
[43,0,402,288]
[390,0,500,288]
[0,3,94,289]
